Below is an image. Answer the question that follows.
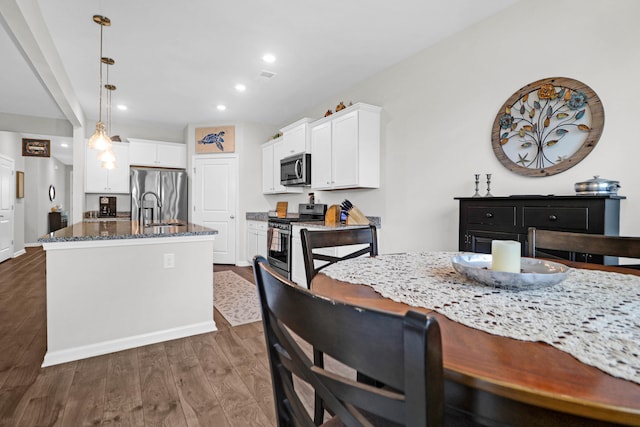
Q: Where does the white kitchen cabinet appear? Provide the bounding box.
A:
[310,121,333,190]
[291,231,306,287]
[85,142,130,193]
[262,138,303,194]
[280,118,314,157]
[310,103,381,190]
[129,138,186,169]
[247,220,268,264]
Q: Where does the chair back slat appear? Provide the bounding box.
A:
[528,227,640,259]
[301,225,378,289]
[253,256,444,426]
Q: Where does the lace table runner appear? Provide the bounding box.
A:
[322,252,640,385]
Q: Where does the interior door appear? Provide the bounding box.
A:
[193,157,237,264]
[0,156,15,263]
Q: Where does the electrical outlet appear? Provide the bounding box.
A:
[163,253,175,269]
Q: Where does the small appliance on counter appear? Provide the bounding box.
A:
[98,196,117,217]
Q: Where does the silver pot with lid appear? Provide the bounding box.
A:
[574,176,621,195]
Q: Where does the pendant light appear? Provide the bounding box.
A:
[100,57,117,169]
[87,15,112,151]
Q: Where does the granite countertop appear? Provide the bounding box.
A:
[38,220,218,243]
[291,221,372,230]
[246,212,381,229]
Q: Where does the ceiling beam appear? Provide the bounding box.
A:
[0,0,84,127]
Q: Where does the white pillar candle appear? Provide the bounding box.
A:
[491,240,521,273]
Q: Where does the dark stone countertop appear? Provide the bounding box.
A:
[245,212,381,229]
[38,220,218,243]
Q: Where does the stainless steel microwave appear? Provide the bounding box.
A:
[280,153,311,186]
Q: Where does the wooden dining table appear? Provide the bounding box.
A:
[311,256,640,426]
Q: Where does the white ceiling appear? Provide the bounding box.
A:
[1,0,518,165]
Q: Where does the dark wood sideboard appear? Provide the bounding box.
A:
[48,212,67,233]
[455,195,625,265]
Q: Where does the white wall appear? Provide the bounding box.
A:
[0,130,70,248]
[274,0,640,254]
[24,155,68,243]
[0,131,25,255]
[185,121,275,264]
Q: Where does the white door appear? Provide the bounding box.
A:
[193,157,237,264]
[0,155,15,263]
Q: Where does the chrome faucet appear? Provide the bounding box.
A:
[139,191,163,226]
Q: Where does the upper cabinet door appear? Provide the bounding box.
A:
[331,111,359,188]
[85,147,109,193]
[309,103,381,190]
[261,138,303,194]
[310,121,332,190]
[262,142,275,193]
[156,143,186,169]
[85,142,130,193]
[106,143,131,193]
[129,139,186,169]
[280,118,313,156]
[129,140,156,166]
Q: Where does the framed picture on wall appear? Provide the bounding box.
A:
[195,126,235,153]
[16,171,24,198]
[22,138,51,158]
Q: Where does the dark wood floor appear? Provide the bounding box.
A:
[0,247,279,426]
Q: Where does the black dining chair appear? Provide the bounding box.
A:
[528,227,640,264]
[253,255,446,426]
[300,225,378,289]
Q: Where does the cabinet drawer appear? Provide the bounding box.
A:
[467,206,516,226]
[523,207,588,231]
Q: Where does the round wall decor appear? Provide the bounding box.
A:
[491,77,604,177]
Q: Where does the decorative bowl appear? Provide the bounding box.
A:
[451,254,570,290]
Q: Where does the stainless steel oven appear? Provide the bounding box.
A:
[267,220,292,278]
[267,204,327,279]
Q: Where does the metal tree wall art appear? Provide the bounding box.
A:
[491,77,604,177]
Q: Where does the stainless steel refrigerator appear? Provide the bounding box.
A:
[130,167,188,223]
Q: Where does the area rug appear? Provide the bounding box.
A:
[214,270,262,326]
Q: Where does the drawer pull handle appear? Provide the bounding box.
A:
[548,215,558,221]
[485,213,493,218]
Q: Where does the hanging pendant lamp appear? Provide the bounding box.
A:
[88,15,112,151]
[100,57,118,169]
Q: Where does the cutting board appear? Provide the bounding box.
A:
[276,202,288,218]
[325,205,341,225]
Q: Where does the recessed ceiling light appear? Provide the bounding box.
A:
[117,104,127,111]
[235,84,246,92]
[217,105,227,111]
[60,143,69,148]
[262,53,276,63]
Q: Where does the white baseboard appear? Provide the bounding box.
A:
[13,249,26,258]
[25,242,43,248]
[41,320,217,367]
[236,260,251,267]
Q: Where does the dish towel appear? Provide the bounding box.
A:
[269,228,281,252]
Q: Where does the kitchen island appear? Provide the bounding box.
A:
[38,220,218,367]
